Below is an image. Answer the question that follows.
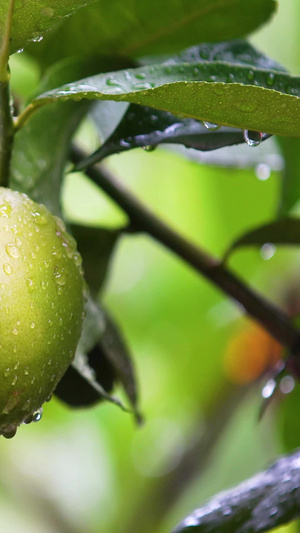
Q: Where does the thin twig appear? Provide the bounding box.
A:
[70,144,300,350]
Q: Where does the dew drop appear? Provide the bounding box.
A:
[30,322,35,329]
[267,73,275,86]
[247,70,254,81]
[262,379,276,399]
[5,244,20,259]
[11,375,18,385]
[2,427,17,439]
[26,279,35,292]
[3,263,12,275]
[203,121,220,131]
[260,243,276,260]
[12,328,18,336]
[134,82,154,90]
[32,211,48,225]
[243,130,263,147]
[142,145,157,152]
[41,6,54,17]
[32,34,43,43]
[32,408,43,422]
[255,163,271,181]
[280,375,295,394]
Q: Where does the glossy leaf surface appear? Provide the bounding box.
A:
[4,0,98,55]
[80,103,269,169]
[33,61,300,137]
[28,0,276,67]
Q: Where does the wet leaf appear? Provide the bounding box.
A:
[11,55,121,215]
[169,40,285,72]
[70,223,123,296]
[56,298,140,419]
[100,312,141,422]
[173,449,300,532]
[69,296,129,412]
[4,0,97,55]
[54,343,115,407]
[28,0,276,68]
[32,58,300,138]
[78,103,269,169]
[224,217,300,260]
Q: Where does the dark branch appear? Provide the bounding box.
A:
[173,449,300,532]
[70,144,300,350]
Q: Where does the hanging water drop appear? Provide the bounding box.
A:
[142,145,157,152]
[260,243,276,260]
[243,130,263,147]
[32,408,43,422]
[262,379,276,399]
[255,163,271,181]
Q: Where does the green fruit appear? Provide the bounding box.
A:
[0,188,84,438]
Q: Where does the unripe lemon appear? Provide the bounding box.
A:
[0,188,84,438]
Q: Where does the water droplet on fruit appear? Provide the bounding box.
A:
[5,244,20,259]
[32,211,48,225]
[243,130,263,147]
[12,328,18,336]
[30,322,35,329]
[3,264,12,275]
[203,121,220,130]
[26,279,34,292]
[11,375,17,385]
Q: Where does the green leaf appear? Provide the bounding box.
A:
[78,103,269,169]
[170,40,285,72]
[10,55,119,215]
[7,0,97,55]
[224,217,300,260]
[172,449,300,533]
[28,0,276,68]
[99,312,141,422]
[31,60,300,138]
[277,137,300,216]
[71,297,135,414]
[70,223,123,296]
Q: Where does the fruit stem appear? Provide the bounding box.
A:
[0,0,16,186]
[70,144,300,352]
[0,0,15,83]
[0,79,14,186]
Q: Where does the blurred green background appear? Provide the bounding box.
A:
[4,1,300,532]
